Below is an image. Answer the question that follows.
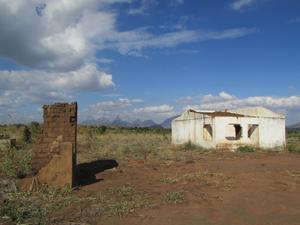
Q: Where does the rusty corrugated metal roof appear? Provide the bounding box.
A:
[188,109,244,117]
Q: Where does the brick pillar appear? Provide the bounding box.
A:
[32,102,77,187]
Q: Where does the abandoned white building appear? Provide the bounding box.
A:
[172,107,286,150]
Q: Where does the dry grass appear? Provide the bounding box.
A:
[158,171,233,190]
[0,125,300,224]
[77,126,176,163]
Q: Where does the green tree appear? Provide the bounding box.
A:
[22,126,31,144]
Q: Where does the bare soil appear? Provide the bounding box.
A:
[71,152,300,225]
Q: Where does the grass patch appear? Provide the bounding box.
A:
[0,201,45,224]
[159,175,180,184]
[108,201,134,218]
[288,145,300,153]
[0,147,33,178]
[237,146,255,153]
[286,170,300,178]
[158,171,232,190]
[95,186,153,218]
[105,185,135,197]
[163,191,184,204]
[0,185,74,224]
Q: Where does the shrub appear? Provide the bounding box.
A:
[237,146,255,153]
[22,126,31,144]
[29,121,41,139]
[182,141,197,151]
[0,148,32,178]
[96,126,107,135]
[0,201,45,224]
[163,191,184,204]
[288,145,300,153]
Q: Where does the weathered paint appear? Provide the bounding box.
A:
[172,107,286,151]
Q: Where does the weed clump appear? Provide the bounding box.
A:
[163,191,184,204]
[0,201,45,224]
[22,126,32,144]
[108,201,134,217]
[237,146,255,153]
[288,145,300,153]
[0,147,32,178]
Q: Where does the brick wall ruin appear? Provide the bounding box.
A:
[32,102,77,187]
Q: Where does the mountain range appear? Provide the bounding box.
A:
[83,117,300,130]
[81,115,179,128]
[287,122,300,131]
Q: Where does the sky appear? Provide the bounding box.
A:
[0,0,300,125]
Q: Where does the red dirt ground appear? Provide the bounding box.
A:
[78,152,300,225]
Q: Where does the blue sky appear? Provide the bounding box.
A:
[0,0,300,124]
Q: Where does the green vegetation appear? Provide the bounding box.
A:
[288,145,300,153]
[0,201,45,224]
[287,131,300,153]
[163,191,184,204]
[22,126,32,144]
[237,146,256,153]
[29,122,41,141]
[0,186,73,224]
[0,147,33,178]
[0,124,299,224]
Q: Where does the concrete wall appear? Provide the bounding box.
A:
[172,111,215,149]
[172,111,286,150]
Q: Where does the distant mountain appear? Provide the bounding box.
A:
[111,116,131,127]
[287,122,300,131]
[140,120,157,127]
[161,115,179,128]
[131,119,142,127]
[81,115,179,128]
[82,117,111,125]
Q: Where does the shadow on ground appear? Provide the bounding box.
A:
[76,159,118,186]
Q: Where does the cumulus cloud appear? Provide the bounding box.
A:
[0,0,260,123]
[230,0,256,11]
[184,92,300,111]
[0,0,258,68]
[0,64,114,106]
[81,98,144,121]
[179,92,300,124]
[134,104,174,114]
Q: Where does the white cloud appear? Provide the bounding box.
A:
[97,58,114,64]
[134,104,174,114]
[0,0,127,71]
[184,92,300,112]
[0,0,258,68]
[0,0,260,123]
[176,96,194,104]
[109,27,258,55]
[0,64,114,106]
[81,98,144,121]
[127,0,158,15]
[179,92,300,124]
[230,0,256,11]
[89,98,143,112]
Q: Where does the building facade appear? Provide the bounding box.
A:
[172,107,286,150]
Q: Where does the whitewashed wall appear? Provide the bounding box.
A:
[172,111,286,150]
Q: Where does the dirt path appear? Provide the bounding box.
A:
[77,153,300,225]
